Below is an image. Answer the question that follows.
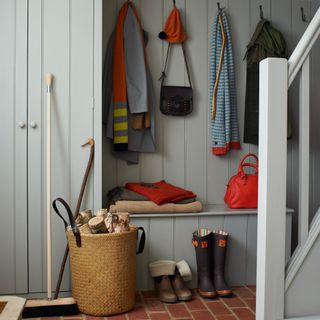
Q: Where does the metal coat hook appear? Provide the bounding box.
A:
[217,2,224,15]
[259,5,264,19]
[173,0,176,7]
[301,7,307,22]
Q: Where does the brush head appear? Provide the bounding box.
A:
[22,298,79,318]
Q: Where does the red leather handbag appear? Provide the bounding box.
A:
[224,153,258,209]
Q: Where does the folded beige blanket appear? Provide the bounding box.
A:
[109,200,202,214]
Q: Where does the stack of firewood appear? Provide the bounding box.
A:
[74,209,130,234]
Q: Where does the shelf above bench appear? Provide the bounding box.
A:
[131,204,294,218]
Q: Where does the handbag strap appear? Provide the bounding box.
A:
[160,43,192,88]
[238,153,259,175]
[136,227,146,254]
[52,197,81,248]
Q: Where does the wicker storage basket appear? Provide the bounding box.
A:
[67,225,141,316]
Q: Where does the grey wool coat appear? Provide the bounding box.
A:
[102,6,156,164]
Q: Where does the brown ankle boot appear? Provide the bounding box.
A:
[154,275,177,303]
[171,273,192,301]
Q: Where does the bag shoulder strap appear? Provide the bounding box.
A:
[160,43,192,88]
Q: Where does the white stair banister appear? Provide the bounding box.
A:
[288,7,320,87]
[298,55,310,247]
[257,58,288,320]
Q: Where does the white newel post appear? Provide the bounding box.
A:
[256,58,288,320]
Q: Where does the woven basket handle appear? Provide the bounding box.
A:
[52,197,81,248]
[136,227,145,255]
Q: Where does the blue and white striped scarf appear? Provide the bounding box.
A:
[209,12,240,155]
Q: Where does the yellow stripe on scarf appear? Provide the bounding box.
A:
[114,122,128,131]
[114,136,128,144]
[114,108,128,117]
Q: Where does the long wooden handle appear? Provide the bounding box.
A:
[46,73,53,300]
[54,138,95,299]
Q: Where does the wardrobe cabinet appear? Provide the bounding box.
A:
[0,0,102,295]
[0,0,28,295]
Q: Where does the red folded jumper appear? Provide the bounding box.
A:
[125,180,197,205]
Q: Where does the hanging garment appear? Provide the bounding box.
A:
[244,19,288,145]
[102,4,156,164]
[158,4,187,43]
[209,11,240,156]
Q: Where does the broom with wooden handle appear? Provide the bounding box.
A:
[22,74,78,318]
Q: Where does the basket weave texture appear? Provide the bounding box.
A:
[67,225,137,316]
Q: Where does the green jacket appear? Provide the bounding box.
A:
[244,19,288,145]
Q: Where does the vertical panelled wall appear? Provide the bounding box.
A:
[102,1,320,249]
[28,0,95,293]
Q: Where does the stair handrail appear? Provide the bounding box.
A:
[288,7,320,87]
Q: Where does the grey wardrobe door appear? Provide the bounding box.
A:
[28,0,96,293]
[0,0,28,294]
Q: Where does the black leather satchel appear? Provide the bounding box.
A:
[160,43,193,116]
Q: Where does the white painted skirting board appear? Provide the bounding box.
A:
[285,316,320,320]
[131,205,293,291]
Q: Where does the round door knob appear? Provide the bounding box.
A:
[18,121,26,128]
[30,121,37,128]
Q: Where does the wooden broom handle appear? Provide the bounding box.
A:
[46,73,53,300]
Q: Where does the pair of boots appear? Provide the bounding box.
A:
[149,260,192,303]
[193,229,232,298]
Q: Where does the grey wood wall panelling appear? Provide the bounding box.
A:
[102,0,117,207]
[132,213,292,290]
[0,0,28,294]
[162,0,186,188]
[139,0,164,183]
[224,216,248,286]
[226,0,250,178]
[135,218,150,291]
[246,216,257,285]
[93,0,103,211]
[185,0,207,203]
[28,0,44,292]
[173,216,199,289]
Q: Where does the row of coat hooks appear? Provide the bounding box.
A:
[129,0,307,23]
[216,2,307,22]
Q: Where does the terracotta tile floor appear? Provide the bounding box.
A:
[28,286,255,320]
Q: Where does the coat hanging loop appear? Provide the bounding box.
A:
[301,7,307,22]
[172,0,176,7]
[259,5,264,19]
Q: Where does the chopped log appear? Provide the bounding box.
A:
[88,216,107,234]
[95,208,108,220]
[75,209,92,225]
[113,212,130,233]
